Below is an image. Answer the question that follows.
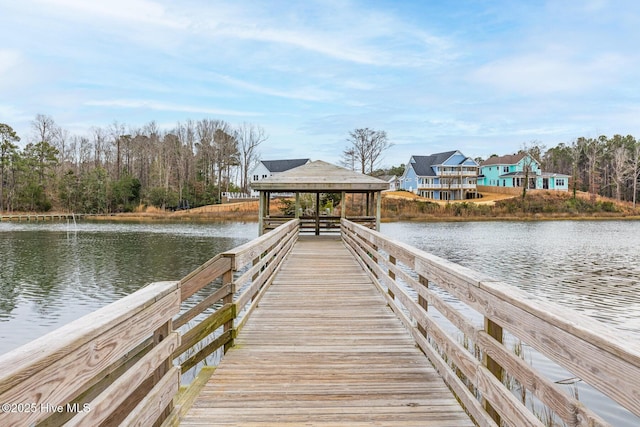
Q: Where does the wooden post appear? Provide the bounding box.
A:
[365,192,370,216]
[265,191,271,216]
[341,191,346,219]
[258,191,265,235]
[375,191,381,231]
[223,268,235,353]
[152,320,173,425]
[417,275,428,337]
[388,255,396,300]
[315,192,320,235]
[295,192,300,219]
[483,317,503,425]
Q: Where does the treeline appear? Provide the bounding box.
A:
[0,115,267,213]
[2,115,639,213]
[538,135,640,205]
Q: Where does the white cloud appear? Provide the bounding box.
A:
[84,99,261,117]
[0,49,31,92]
[214,74,336,103]
[0,104,31,125]
[35,0,188,29]
[471,51,627,95]
[0,49,21,76]
[189,2,453,68]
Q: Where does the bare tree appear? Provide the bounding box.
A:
[519,141,545,202]
[91,126,108,168]
[196,119,225,187]
[174,120,197,202]
[630,140,640,208]
[214,125,239,201]
[570,140,582,199]
[368,130,392,173]
[109,121,127,180]
[344,128,392,174]
[237,123,267,193]
[31,114,58,145]
[585,137,604,202]
[341,148,356,171]
[611,145,631,201]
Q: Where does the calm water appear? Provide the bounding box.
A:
[0,220,257,354]
[1,219,638,425]
[382,220,640,426]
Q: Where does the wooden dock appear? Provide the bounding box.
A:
[179,237,474,426]
[1,218,639,427]
[0,213,88,222]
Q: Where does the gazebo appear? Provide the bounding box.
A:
[251,160,389,235]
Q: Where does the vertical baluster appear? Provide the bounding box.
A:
[483,317,503,425]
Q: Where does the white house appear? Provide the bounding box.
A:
[377,175,399,191]
[250,159,311,196]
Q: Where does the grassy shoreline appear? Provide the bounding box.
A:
[5,191,640,224]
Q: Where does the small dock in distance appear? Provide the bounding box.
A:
[0,213,88,222]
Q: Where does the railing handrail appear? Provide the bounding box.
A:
[341,218,640,426]
[0,219,301,427]
[0,281,181,426]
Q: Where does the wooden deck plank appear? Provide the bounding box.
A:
[179,238,474,426]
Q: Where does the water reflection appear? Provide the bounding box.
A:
[0,221,257,353]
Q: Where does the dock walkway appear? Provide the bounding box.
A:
[179,237,474,426]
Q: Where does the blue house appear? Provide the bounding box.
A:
[400,151,479,200]
[478,153,569,191]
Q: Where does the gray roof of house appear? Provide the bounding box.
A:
[481,153,526,166]
[410,151,458,176]
[261,159,310,173]
[252,160,389,192]
[377,174,397,182]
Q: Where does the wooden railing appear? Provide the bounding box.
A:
[0,281,181,427]
[0,213,90,222]
[264,215,376,234]
[341,218,640,427]
[0,219,300,427]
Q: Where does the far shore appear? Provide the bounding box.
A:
[2,191,639,224]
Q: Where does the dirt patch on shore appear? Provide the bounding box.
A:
[382,190,515,206]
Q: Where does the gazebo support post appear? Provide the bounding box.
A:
[295,192,300,219]
[341,192,346,220]
[376,191,382,231]
[258,190,265,235]
[265,191,270,217]
[365,192,370,216]
[315,192,320,235]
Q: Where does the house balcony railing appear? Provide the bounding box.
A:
[437,170,478,176]
[418,184,477,190]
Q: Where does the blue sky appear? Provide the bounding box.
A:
[1,0,639,167]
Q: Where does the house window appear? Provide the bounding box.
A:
[253,175,259,181]
[556,178,566,186]
[503,166,509,173]
[262,174,268,179]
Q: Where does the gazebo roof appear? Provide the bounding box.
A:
[251,160,389,192]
